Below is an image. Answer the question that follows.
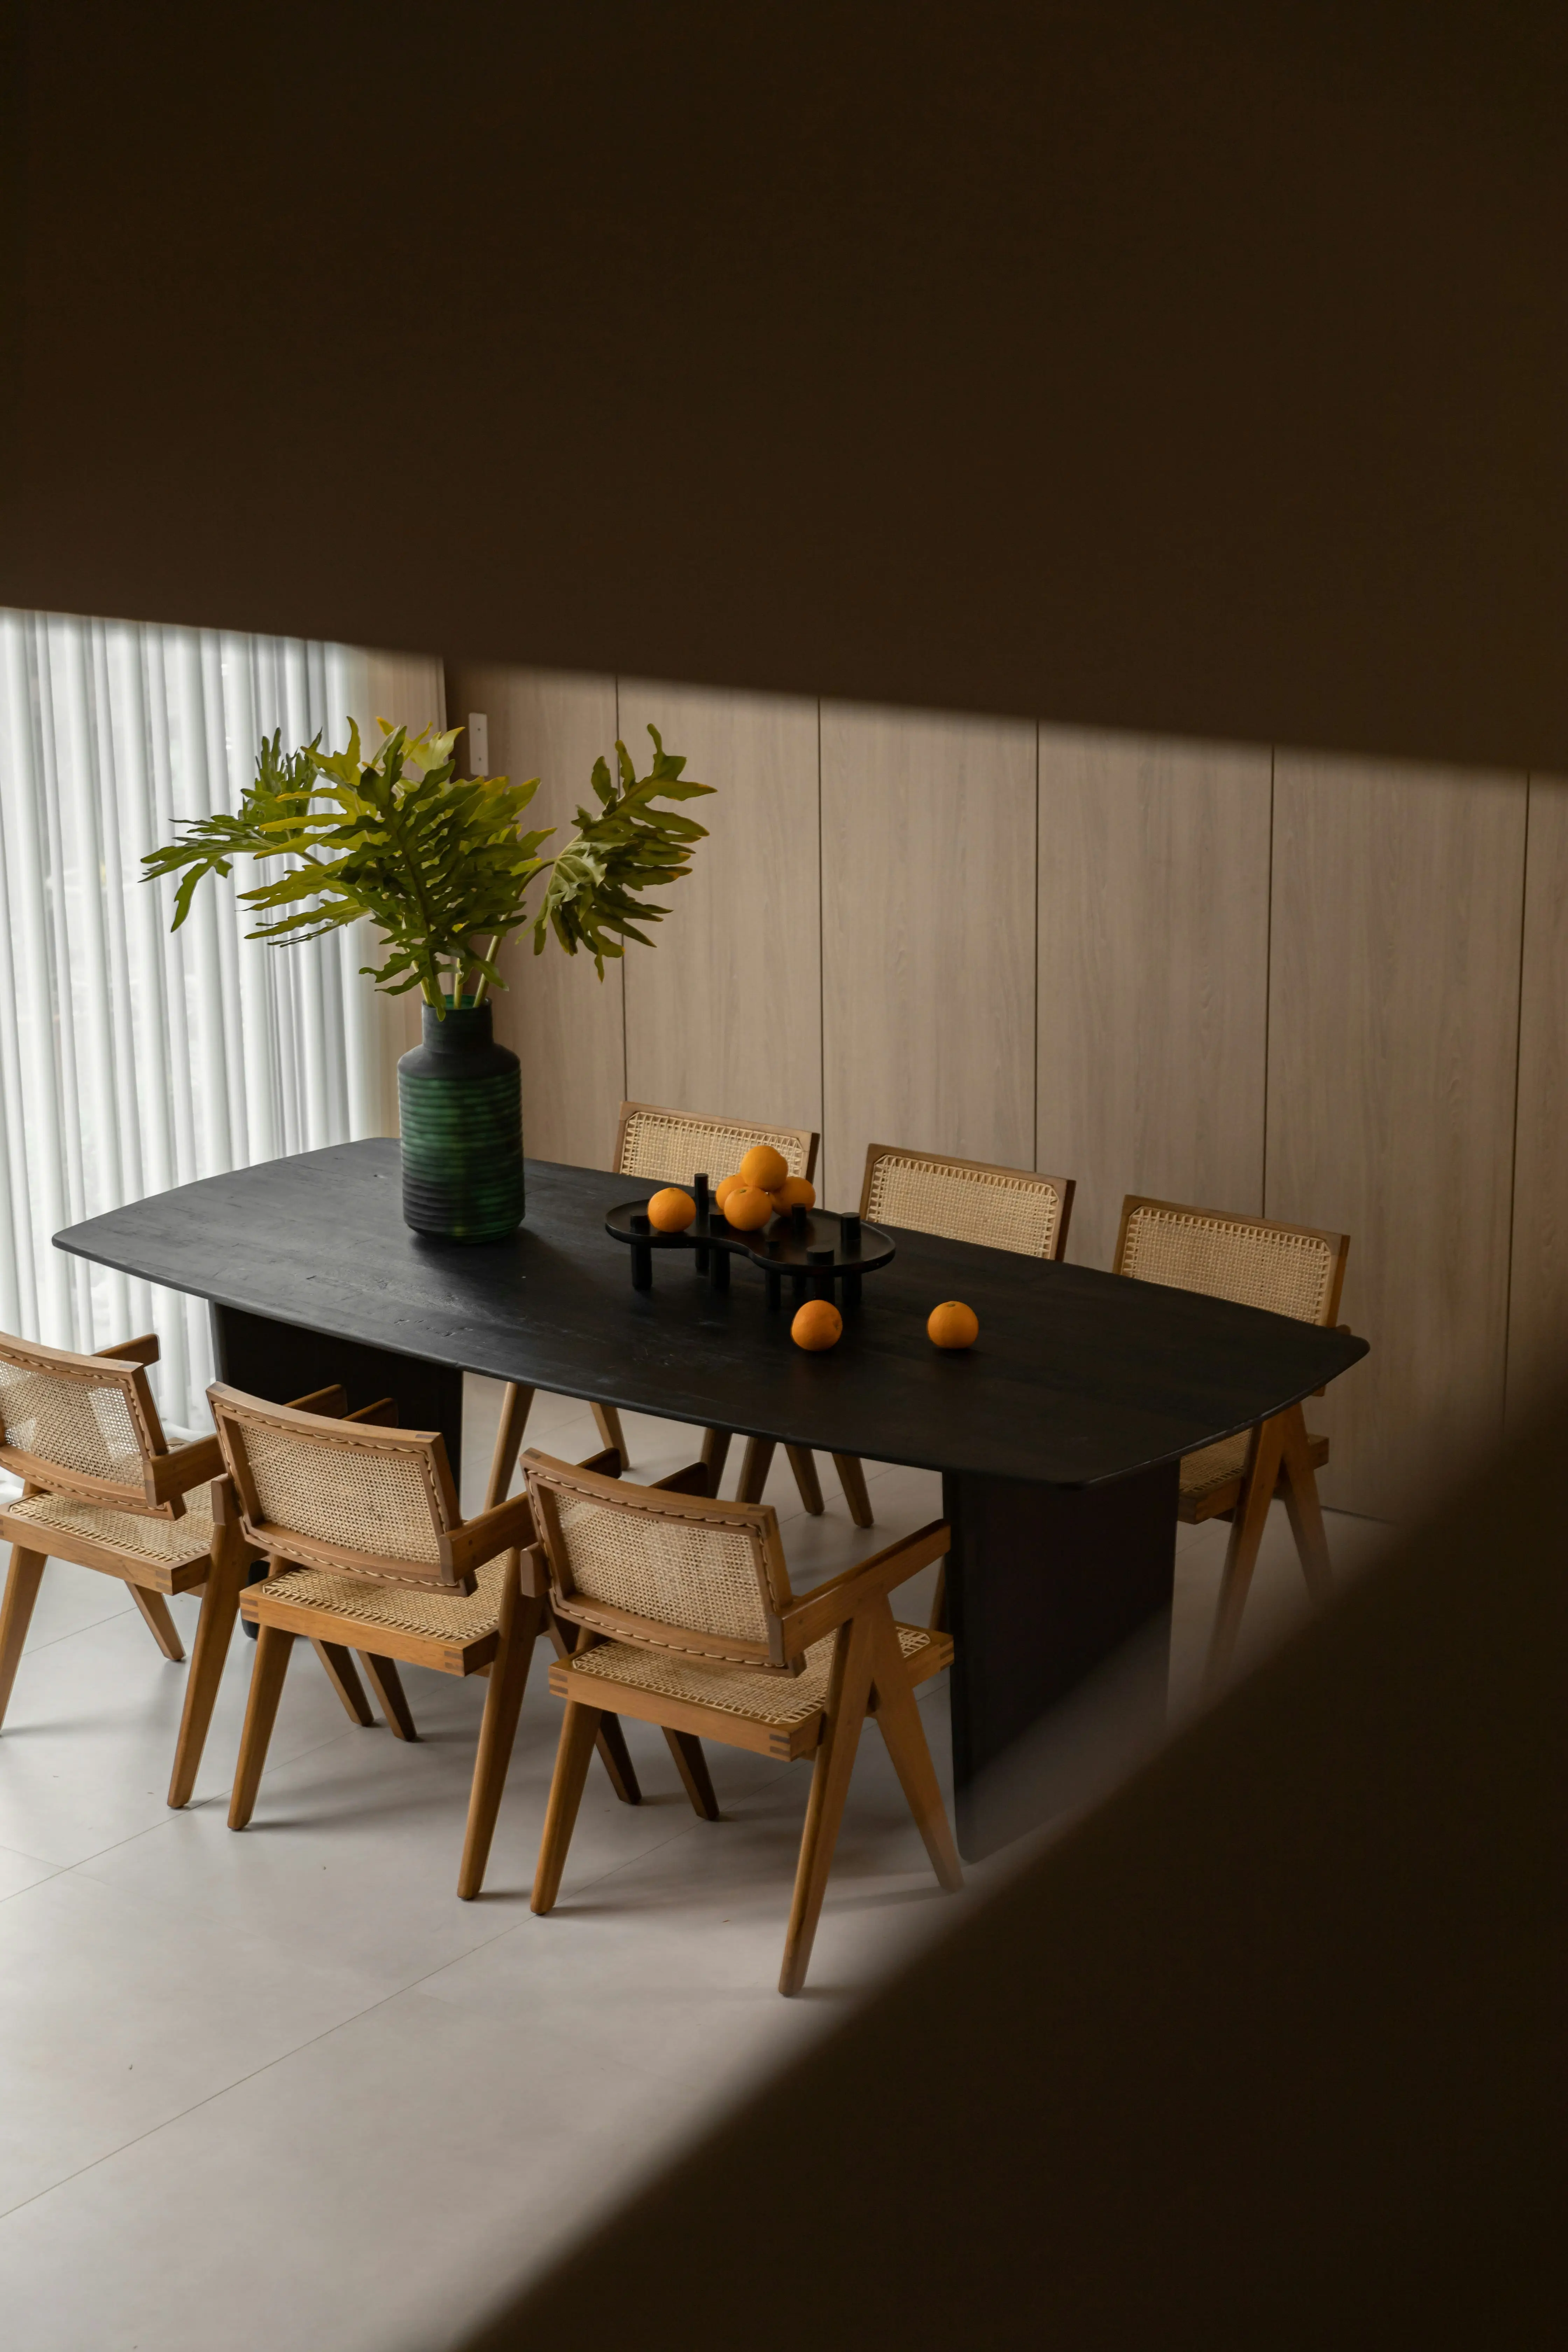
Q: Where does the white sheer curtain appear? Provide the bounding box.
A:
[0,611,423,1437]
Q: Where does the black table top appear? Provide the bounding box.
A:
[56,1142,1367,1489]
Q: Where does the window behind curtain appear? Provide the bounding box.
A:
[0,611,403,1436]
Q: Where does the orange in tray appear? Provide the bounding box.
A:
[714,1173,745,1212]
[927,1300,979,1350]
[723,1185,774,1231]
[792,1299,842,1350]
[770,1175,816,1216]
[739,1143,789,1194]
[646,1187,696,1233]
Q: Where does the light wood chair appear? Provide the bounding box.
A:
[523,1447,961,1995]
[488,1100,826,1516]
[829,1144,1078,1600]
[210,1385,664,1896]
[1112,1194,1351,1675]
[0,1330,247,1807]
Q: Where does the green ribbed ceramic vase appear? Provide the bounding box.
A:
[398,1001,523,1240]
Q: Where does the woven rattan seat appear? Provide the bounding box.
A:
[7,1484,215,1569]
[525,1449,961,1994]
[1112,1195,1351,1675]
[255,1551,510,1643]
[566,1619,935,1729]
[0,1327,247,1811]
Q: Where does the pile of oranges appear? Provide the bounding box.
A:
[643,1150,980,1357]
[713,1143,816,1230]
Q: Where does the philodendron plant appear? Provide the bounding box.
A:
[142,718,712,1010]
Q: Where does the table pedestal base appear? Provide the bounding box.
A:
[943,1462,1178,1860]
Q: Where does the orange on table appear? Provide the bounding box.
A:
[927,1300,979,1350]
[770,1175,816,1215]
[714,1173,745,1211]
[739,1143,789,1194]
[646,1186,696,1233]
[792,1299,842,1350]
[723,1184,774,1231]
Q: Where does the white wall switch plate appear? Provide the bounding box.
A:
[467,711,489,775]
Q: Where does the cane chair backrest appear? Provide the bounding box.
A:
[860,1145,1074,1261]
[209,1385,467,1588]
[1113,1196,1350,1328]
[616,1100,819,1188]
[0,1331,168,1509]
[524,1449,799,1671]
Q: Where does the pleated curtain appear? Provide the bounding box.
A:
[0,611,388,1437]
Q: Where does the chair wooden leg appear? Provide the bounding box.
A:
[737,1436,775,1503]
[928,1560,948,1633]
[485,1381,536,1509]
[700,1427,733,1497]
[664,1727,721,1820]
[1278,1402,1334,1604]
[785,1446,826,1516]
[228,1624,296,1828]
[129,1582,186,1662]
[591,1402,628,1470]
[546,1606,641,1802]
[869,1603,962,1891]
[832,1453,876,1529]
[459,1560,544,1898]
[0,1547,47,1732]
[359,1652,419,1741]
[779,1611,878,1996]
[166,1533,245,1808]
[531,1699,604,1913]
[312,1639,375,1725]
[1205,1413,1288,1682]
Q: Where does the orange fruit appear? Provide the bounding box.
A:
[792,1299,842,1350]
[723,1185,774,1232]
[714,1173,745,1211]
[740,1143,789,1193]
[770,1175,816,1216]
[927,1300,979,1350]
[646,1186,696,1233]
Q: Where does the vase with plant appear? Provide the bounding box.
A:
[144,718,712,1240]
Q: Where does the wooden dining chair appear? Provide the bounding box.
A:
[523,1447,961,1995]
[209,1384,668,1895]
[486,1100,824,1516]
[1112,1195,1352,1675]
[820,1144,1078,1595]
[0,1330,247,1807]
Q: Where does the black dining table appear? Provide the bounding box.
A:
[57,1142,1367,1858]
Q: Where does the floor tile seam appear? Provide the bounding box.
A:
[0,1956,453,2230]
[20,1603,140,1656]
[0,1864,64,1905]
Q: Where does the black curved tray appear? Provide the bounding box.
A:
[606,1176,894,1310]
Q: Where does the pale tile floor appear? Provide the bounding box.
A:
[0,1379,1393,2351]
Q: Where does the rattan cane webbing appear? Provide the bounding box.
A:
[256,1550,510,1642]
[244,1422,444,1564]
[864,1153,1063,1258]
[1178,1434,1253,1504]
[555,1491,772,1643]
[619,1110,809,1185]
[0,1358,145,1488]
[566,1620,933,1728]
[1121,1206,1334,1325]
[7,1483,215,1566]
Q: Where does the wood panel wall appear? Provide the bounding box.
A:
[443,662,1559,1520]
[1266,755,1526,1517]
[1507,777,1568,1434]
[1037,728,1272,1272]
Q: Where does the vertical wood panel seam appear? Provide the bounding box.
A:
[816,696,826,1196]
[1032,723,1040,1171]
[1500,775,1534,1428]
[1260,743,1276,1216]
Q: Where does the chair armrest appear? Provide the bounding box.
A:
[441,1491,536,1578]
[144,1434,225,1512]
[519,1542,551,1598]
[98,1332,160,1367]
[775,1519,950,1659]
